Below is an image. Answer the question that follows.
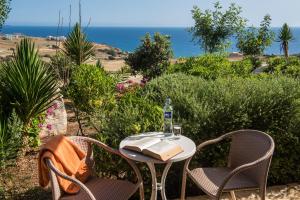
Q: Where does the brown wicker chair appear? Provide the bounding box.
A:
[181,130,275,200]
[44,136,144,200]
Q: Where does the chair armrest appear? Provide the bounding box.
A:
[196,134,230,151]
[184,133,232,172]
[46,159,96,200]
[78,137,143,185]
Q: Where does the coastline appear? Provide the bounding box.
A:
[0,35,127,71]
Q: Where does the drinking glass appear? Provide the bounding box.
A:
[173,124,182,136]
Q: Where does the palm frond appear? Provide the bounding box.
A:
[63,23,95,66]
[1,38,60,125]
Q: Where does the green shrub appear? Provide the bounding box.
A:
[0,111,23,169]
[68,64,117,113]
[93,92,163,147]
[49,52,72,88]
[106,49,117,57]
[168,54,253,79]
[125,33,173,79]
[265,56,300,78]
[93,73,300,197]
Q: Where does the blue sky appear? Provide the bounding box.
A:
[5,0,300,27]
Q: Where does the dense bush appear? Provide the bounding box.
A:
[67,64,117,113]
[168,54,253,79]
[94,73,300,197]
[142,74,300,186]
[265,56,300,78]
[125,33,173,79]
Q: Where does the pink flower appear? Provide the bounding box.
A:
[47,107,54,115]
[116,83,125,92]
[38,123,43,128]
[53,103,58,109]
[46,124,52,131]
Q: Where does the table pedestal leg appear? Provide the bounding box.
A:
[161,162,172,200]
[146,162,172,200]
[147,162,157,200]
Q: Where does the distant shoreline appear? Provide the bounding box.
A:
[1,26,300,57]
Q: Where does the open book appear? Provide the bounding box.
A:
[123,137,183,161]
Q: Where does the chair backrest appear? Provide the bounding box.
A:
[68,136,95,170]
[47,136,94,200]
[228,130,275,186]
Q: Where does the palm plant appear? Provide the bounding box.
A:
[63,23,95,66]
[278,23,293,58]
[1,38,60,126]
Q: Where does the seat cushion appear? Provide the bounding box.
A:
[60,177,137,200]
[188,167,258,197]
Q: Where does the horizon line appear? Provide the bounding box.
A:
[3,24,300,28]
[3,24,190,28]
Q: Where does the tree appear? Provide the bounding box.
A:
[63,23,95,66]
[190,1,247,53]
[278,23,293,58]
[125,33,173,79]
[0,0,11,29]
[237,15,275,56]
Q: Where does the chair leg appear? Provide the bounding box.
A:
[180,170,187,200]
[260,187,266,200]
[139,183,145,200]
[230,191,237,200]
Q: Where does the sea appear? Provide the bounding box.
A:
[1,26,300,58]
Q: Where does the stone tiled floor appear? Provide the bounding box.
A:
[179,184,300,200]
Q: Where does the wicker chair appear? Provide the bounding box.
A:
[181,130,275,200]
[44,136,144,200]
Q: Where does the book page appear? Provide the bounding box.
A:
[142,141,183,161]
[123,137,161,152]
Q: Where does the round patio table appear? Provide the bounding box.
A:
[119,133,196,200]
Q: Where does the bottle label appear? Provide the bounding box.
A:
[164,112,172,119]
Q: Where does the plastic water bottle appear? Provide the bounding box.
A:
[163,97,173,136]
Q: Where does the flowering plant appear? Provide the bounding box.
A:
[27,102,60,147]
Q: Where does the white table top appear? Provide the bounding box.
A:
[119,133,196,164]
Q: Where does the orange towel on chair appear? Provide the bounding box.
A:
[38,135,91,194]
